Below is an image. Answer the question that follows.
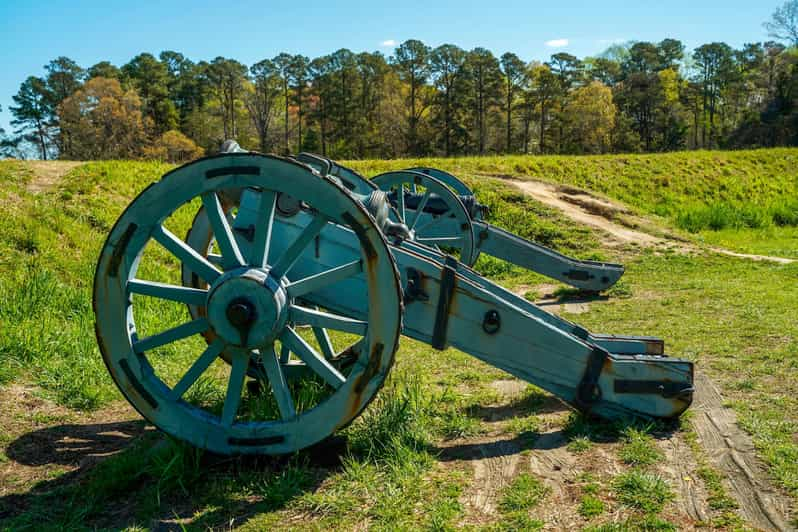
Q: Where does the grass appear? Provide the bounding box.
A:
[612,470,675,514]
[579,495,606,519]
[498,473,548,530]
[1,149,797,528]
[345,147,798,234]
[618,427,663,467]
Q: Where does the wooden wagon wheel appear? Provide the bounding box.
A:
[94,153,402,455]
[372,170,478,265]
[405,167,475,200]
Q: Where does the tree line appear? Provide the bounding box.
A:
[3,3,798,161]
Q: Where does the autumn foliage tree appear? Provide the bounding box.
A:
[58,77,149,160]
[561,82,616,153]
[143,129,205,162]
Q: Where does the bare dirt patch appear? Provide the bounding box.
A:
[510,179,664,247]
[23,161,83,193]
[506,178,795,265]
[690,373,794,530]
[0,384,144,506]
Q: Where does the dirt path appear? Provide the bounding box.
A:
[508,178,795,265]
[506,284,796,529]
[690,373,794,531]
[23,161,83,193]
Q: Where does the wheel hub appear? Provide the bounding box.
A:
[206,268,287,348]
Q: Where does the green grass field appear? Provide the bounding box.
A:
[0,149,796,530]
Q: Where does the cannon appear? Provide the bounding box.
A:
[93,145,694,455]
[291,152,624,292]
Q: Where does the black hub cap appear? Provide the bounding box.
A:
[226,298,257,346]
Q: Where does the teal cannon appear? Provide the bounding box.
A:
[94,146,694,455]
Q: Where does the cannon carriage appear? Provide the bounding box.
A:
[93,145,693,455]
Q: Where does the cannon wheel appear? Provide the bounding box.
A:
[181,192,364,381]
[94,153,403,455]
[405,167,475,204]
[372,171,478,265]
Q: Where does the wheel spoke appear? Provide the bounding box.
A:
[152,225,221,283]
[286,260,362,298]
[397,186,407,223]
[207,253,224,267]
[259,347,295,420]
[279,343,290,364]
[409,191,431,230]
[250,189,277,267]
[416,236,464,246]
[280,328,346,389]
[201,191,245,270]
[312,327,336,359]
[270,215,329,279]
[128,279,207,306]
[221,350,249,427]
[133,318,209,354]
[289,305,368,336]
[170,338,226,400]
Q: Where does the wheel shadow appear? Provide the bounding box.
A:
[0,421,343,530]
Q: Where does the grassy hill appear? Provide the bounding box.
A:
[0,151,796,530]
[347,148,798,232]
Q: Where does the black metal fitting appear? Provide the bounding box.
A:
[482,310,501,334]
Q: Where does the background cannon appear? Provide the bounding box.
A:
[93,147,694,455]
[293,152,624,292]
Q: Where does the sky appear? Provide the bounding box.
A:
[0,0,783,136]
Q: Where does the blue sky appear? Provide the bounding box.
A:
[0,0,781,135]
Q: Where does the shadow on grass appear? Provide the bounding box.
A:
[0,421,343,530]
[435,412,682,463]
[466,392,566,422]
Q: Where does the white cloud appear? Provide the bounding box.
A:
[381,39,397,47]
[545,39,569,48]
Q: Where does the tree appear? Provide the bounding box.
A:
[44,57,85,106]
[392,40,430,155]
[58,77,148,159]
[159,51,205,124]
[355,52,391,156]
[273,53,294,154]
[548,53,583,151]
[88,61,120,80]
[464,48,501,154]
[308,56,334,155]
[585,56,622,86]
[205,57,248,141]
[561,81,616,153]
[500,52,526,152]
[765,0,798,46]
[525,64,559,153]
[693,42,735,147]
[10,76,53,159]
[122,53,178,133]
[0,105,21,159]
[143,130,205,162]
[288,55,309,152]
[430,44,467,155]
[247,59,282,152]
[328,49,358,156]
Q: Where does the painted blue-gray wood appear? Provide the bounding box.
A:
[94,152,693,457]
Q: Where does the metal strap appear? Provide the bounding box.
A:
[575,346,609,409]
[614,380,695,399]
[431,256,458,350]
